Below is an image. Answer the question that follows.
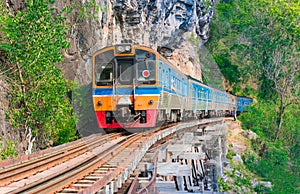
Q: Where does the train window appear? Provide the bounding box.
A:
[136,60,156,84]
[135,49,156,84]
[163,68,167,87]
[95,50,114,86]
[171,77,176,91]
[98,63,113,81]
[118,60,133,83]
[136,49,155,61]
[192,86,196,98]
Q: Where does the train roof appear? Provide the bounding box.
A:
[186,75,203,84]
[238,96,253,100]
[186,75,231,93]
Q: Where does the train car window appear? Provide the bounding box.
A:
[136,61,156,84]
[171,77,175,91]
[99,63,113,81]
[192,86,196,98]
[168,68,171,89]
[135,49,156,84]
[136,49,155,60]
[95,50,114,86]
[159,61,162,84]
[163,68,167,87]
[118,59,133,83]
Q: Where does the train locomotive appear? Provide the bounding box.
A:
[92,44,252,131]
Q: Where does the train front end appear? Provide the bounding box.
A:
[92,44,160,131]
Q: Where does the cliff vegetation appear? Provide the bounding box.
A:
[0,0,78,156]
[208,0,299,193]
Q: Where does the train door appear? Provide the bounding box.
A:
[205,89,209,115]
[114,58,135,119]
[115,58,134,86]
[210,88,216,117]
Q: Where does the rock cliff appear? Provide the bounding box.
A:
[59,0,214,83]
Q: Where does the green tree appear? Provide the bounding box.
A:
[0,0,77,154]
[209,0,300,192]
[209,0,300,139]
[246,1,300,141]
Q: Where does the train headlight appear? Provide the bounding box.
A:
[148,99,154,105]
[117,46,125,53]
[116,45,131,53]
[97,101,102,106]
[125,45,131,52]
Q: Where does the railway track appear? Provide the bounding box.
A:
[0,118,224,194]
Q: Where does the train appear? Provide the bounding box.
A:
[92,44,252,131]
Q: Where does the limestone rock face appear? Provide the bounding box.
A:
[59,0,214,84]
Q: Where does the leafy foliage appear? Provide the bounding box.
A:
[0,0,78,151]
[221,157,257,193]
[244,149,299,193]
[209,0,300,192]
[239,101,300,193]
[0,138,17,160]
[218,176,232,192]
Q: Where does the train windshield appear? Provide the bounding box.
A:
[95,48,157,86]
[95,50,114,86]
[135,49,156,84]
[117,59,134,84]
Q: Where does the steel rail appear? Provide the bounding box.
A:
[0,133,121,186]
[9,134,141,194]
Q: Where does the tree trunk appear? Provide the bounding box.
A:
[25,127,36,155]
[275,97,285,141]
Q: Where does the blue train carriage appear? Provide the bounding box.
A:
[189,82,237,118]
[216,89,238,117]
[157,54,189,122]
[210,88,225,117]
[186,76,212,119]
[237,96,253,114]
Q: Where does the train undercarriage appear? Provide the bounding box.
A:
[95,107,235,133]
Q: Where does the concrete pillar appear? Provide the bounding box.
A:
[105,184,110,194]
[117,174,122,188]
[109,181,114,194]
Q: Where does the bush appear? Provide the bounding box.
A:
[0,1,78,151]
[0,139,17,160]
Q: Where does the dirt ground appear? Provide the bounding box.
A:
[227,119,253,155]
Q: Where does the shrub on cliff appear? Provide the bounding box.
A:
[0,0,78,154]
